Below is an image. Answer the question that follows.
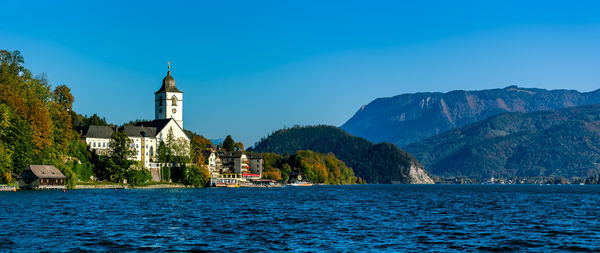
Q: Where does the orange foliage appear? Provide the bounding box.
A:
[28,99,52,152]
[263,170,282,181]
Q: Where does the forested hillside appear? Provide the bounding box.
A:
[251,125,433,184]
[260,150,359,184]
[0,50,85,184]
[405,104,600,181]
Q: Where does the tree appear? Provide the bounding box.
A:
[124,166,151,186]
[157,128,176,163]
[157,140,169,163]
[235,142,244,151]
[0,105,13,183]
[108,130,136,183]
[223,135,235,151]
[171,137,191,164]
[0,144,13,183]
[86,113,108,126]
[191,134,212,151]
[182,164,210,187]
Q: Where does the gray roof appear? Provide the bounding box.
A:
[123,125,157,138]
[135,119,171,134]
[155,70,182,94]
[247,153,263,159]
[25,165,66,179]
[84,125,115,139]
[135,119,191,139]
[223,151,244,158]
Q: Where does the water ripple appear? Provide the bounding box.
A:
[1,185,599,251]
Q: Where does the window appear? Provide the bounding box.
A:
[103,143,106,148]
[159,96,163,106]
[93,142,96,147]
[171,96,177,106]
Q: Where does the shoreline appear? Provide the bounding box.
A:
[74,183,188,189]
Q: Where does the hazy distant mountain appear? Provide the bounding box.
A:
[250,125,433,184]
[341,86,600,146]
[210,138,224,146]
[404,104,600,180]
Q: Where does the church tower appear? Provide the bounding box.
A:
[155,63,183,128]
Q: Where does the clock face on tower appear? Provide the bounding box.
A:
[172,108,177,114]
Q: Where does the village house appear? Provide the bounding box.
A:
[222,151,249,174]
[18,165,67,190]
[247,153,263,175]
[209,150,264,186]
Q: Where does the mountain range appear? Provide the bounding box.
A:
[341,86,600,147]
[404,104,600,180]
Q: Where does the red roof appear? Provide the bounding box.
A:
[242,174,261,177]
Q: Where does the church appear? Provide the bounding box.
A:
[80,65,190,180]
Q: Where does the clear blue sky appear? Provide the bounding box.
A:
[2,0,600,146]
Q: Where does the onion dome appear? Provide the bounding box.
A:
[155,64,182,94]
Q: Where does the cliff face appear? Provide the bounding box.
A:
[341,86,600,146]
[408,164,435,184]
[251,125,433,184]
[405,104,600,180]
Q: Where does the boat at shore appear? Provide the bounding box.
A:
[0,185,16,191]
[287,181,313,186]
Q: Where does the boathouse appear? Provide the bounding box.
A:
[18,165,67,190]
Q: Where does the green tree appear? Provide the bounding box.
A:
[124,166,151,186]
[107,130,136,183]
[157,140,169,163]
[182,164,210,187]
[171,137,191,164]
[223,135,235,151]
[281,163,291,182]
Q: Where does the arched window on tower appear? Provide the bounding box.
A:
[171,96,177,106]
[159,96,163,106]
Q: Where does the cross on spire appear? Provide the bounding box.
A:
[168,61,171,71]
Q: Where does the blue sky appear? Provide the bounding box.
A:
[2,0,600,145]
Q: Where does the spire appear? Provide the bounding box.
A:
[155,61,182,94]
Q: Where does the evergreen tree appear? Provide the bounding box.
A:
[223,135,235,151]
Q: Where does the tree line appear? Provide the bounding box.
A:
[261,150,362,185]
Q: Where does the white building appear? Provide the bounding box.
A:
[81,65,191,180]
[222,151,249,174]
[123,125,157,168]
[155,65,184,129]
[248,153,263,175]
[83,125,115,155]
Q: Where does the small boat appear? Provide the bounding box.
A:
[288,181,313,186]
[0,185,16,191]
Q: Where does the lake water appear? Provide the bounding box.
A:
[1,185,599,252]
